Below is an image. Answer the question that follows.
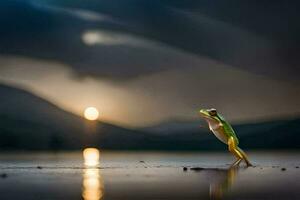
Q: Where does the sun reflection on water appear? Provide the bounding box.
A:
[83,148,100,167]
[82,148,103,200]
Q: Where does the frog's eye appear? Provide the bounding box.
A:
[209,109,217,116]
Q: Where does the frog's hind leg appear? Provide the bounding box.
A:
[231,158,242,167]
[237,147,252,167]
[228,137,252,167]
[228,137,243,166]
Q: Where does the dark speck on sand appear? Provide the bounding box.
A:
[190,167,204,171]
[0,173,7,178]
[37,166,43,169]
[281,168,286,171]
[183,167,188,171]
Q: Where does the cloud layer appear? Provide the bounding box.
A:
[1,0,299,80]
[0,0,299,128]
[1,54,299,128]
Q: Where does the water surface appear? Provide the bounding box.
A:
[0,151,299,200]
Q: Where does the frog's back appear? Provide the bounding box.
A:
[218,114,239,144]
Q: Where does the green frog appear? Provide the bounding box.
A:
[199,108,252,167]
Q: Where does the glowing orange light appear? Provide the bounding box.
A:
[82,148,103,200]
[83,148,100,167]
[84,107,99,121]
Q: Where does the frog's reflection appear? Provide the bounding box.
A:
[82,148,104,200]
[197,167,238,200]
[210,167,237,200]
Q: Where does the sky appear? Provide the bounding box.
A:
[0,0,299,128]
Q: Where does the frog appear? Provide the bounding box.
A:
[199,108,252,167]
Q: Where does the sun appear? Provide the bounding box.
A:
[84,107,99,121]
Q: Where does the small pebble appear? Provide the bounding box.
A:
[139,161,145,163]
[0,173,7,178]
[183,167,188,171]
[296,166,299,169]
[281,168,286,171]
[37,166,43,169]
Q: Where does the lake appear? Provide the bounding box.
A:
[0,150,299,200]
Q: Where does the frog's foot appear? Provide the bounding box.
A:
[231,159,242,167]
[245,161,253,167]
[237,147,253,167]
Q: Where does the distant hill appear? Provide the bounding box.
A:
[143,118,300,150]
[0,84,151,150]
[0,83,299,150]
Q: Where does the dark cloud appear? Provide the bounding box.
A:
[0,0,299,127]
[0,0,299,80]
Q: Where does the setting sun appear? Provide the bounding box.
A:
[84,107,99,121]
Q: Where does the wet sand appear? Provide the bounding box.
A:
[0,151,299,200]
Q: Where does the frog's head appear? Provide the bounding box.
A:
[199,108,220,122]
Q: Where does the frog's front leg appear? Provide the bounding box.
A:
[209,122,223,132]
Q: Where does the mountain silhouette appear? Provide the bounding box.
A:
[0,84,150,150]
[145,118,300,150]
[0,83,299,150]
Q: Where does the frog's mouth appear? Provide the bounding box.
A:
[199,110,219,122]
[199,110,211,118]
